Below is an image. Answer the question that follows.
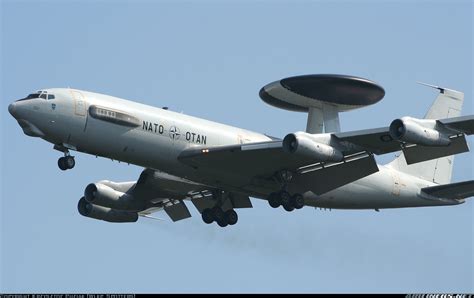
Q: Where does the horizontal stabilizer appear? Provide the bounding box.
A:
[421,180,474,200]
[403,135,469,164]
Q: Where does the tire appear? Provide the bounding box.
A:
[65,156,75,169]
[280,191,291,207]
[283,202,295,212]
[202,208,214,224]
[58,157,68,171]
[225,210,238,225]
[268,192,281,208]
[292,194,305,209]
[217,217,229,227]
[212,207,224,221]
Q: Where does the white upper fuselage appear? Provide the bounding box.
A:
[8,88,459,209]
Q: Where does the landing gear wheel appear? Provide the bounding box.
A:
[58,157,68,171]
[225,210,238,225]
[217,217,229,227]
[280,191,291,207]
[212,207,225,222]
[283,202,295,212]
[292,194,305,209]
[268,192,281,208]
[202,208,214,224]
[65,156,75,169]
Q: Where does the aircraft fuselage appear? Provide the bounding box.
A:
[8,88,460,210]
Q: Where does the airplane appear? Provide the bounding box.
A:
[8,74,474,227]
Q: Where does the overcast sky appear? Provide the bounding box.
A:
[1,0,472,293]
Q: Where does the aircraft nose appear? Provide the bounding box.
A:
[8,102,17,118]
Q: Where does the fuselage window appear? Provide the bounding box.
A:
[89,105,140,127]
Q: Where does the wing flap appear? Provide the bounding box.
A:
[421,180,474,200]
[230,193,253,208]
[163,200,192,222]
[438,115,474,135]
[179,141,322,178]
[403,135,469,164]
[288,153,379,195]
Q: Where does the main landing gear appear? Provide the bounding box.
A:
[200,190,239,228]
[268,191,304,211]
[58,152,75,171]
[267,169,305,212]
[201,207,238,227]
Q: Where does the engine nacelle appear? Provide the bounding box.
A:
[283,132,343,162]
[389,117,451,146]
[78,197,138,223]
[84,182,143,211]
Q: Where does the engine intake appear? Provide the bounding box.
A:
[283,132,343,162]
[78,197,138,223]
[389,117,451,146]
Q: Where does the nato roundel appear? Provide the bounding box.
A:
[259,74,385,112]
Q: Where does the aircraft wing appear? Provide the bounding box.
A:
[179,141,317,178]
[178,142,379,196]
[178,115,473,195]
[125,169,203,222]
[334,115,473,164]
[438,115,474,135]
[132,169,252,221]
[334,127,400,155]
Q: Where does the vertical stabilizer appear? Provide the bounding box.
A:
[388,84,464,184]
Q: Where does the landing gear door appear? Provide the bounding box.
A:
[71,90,87,116]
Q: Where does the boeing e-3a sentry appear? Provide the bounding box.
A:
[8,74,474,227]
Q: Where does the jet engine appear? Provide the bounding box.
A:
[84,182,143,211]
[78,197,138,223]
[389,117,451,146]
[283,132,343,162]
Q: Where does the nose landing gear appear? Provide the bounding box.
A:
[58,155,75,171]
[54,144,76,171]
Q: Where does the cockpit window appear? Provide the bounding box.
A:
[26,93,40,99]
[17,91,54,101]
[17,93,40,101]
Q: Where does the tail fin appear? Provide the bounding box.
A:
[388,83,464,184]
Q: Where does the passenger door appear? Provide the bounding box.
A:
[70,90,87,130]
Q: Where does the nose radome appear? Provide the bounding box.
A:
[8,103,17,118]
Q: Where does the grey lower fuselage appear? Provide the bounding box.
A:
[11,88,459,210]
